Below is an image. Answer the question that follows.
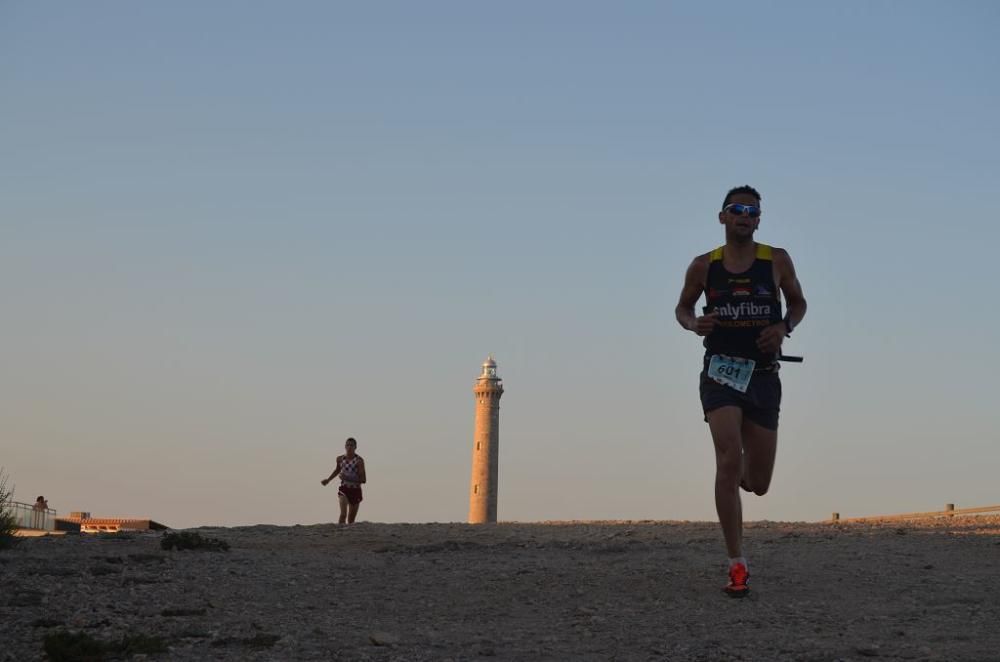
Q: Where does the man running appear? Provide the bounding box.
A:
[321,437,367,524]
[675,185,807,597]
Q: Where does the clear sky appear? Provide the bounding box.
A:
[2,2,998,528]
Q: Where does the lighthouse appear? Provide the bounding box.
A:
[468,355,504,524]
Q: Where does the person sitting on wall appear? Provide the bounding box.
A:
[31,496,49,528]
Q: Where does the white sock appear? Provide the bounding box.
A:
[729,556,748,570]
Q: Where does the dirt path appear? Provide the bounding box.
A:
[3,517,998,661]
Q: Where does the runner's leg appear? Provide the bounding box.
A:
[338,493,349,524]
[741,419,778,496]
[707,405,744,559]
[347,502,360,524]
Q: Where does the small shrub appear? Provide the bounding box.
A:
[31,618,65,628]
[160,531,229,552]
[161,607,207,617]
[89,565,120,576]
[118,634,169,656]
[42,631,107,661]
[246,633,281,649]
[0,467,21,550]
[211,633,280,649]
[43,630,168,661]
[96,532,135,541]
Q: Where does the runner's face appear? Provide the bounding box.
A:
[719,193,760,238]
[345,442,357,456]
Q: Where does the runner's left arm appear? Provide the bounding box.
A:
[776,249,807,332]
[757,249,807,353]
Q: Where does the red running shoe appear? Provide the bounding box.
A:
[724,562,750,598]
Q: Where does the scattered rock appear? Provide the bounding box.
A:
[210,633,281,649]
[31,618,64,628]
[9,590,44,607]
[369,631,400,646]
[90,564,119,576]
[161,607,207,617]
[29,565,78,577]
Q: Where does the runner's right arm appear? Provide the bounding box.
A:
[675,255,719,336]
[321,456,342,486]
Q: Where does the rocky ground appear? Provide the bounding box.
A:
[2,517,999,661]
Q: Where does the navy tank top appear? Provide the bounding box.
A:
[703,243,783,367]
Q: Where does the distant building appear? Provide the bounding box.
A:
[13,505,168,536]
[80,518,169,533]
[59,512,169,533]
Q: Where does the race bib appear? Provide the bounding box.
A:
[708,354,755,393]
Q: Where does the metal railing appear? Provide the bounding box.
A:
[9,502,57,531]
